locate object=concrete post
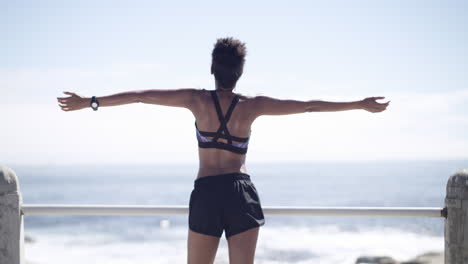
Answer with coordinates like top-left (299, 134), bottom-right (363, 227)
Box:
top-left (0, 166), bottom-right (24, 264)
top-left (445, 168), bottom-right (468, 264)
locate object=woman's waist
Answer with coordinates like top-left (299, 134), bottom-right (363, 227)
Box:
top-left (197, 165), bottom-right (247, 179)
top-left (194, 171), bottom-right (251, 189)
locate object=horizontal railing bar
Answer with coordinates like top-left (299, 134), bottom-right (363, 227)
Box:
top-left (21, 204), bottom-right (444, 218)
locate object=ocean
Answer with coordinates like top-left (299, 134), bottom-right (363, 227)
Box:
top-left (13, 160), bottom-right (466, 264)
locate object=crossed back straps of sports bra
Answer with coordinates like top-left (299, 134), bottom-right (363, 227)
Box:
top-left (195, 90), bottom-right (250, 154)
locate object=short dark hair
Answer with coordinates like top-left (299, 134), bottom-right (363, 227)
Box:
top-left (211, 37), bottom-right (247, 90)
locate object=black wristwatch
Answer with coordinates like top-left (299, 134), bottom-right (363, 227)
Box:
top-left (90, 96), bottom-right (99, 111)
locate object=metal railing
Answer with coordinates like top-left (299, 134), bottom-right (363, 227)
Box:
top-left (21, 204), bottom-right (445, 218)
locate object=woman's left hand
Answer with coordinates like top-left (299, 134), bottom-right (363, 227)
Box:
top-left (57, 92), bottom-right (89, 111)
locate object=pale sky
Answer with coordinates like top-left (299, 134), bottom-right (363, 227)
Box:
top-left (1, 0), bottom-right (467, 165)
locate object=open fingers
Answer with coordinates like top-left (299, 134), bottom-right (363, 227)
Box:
top-left (60, 105), bottom-right (74, 111)
top-left (375, 99), bottom-right (390, 106)
top-left (63, 91), bottom-right (76, 96)
top-left (57, 92), bottom-right (76, 100)
top-left (372, 103), bottom-right (389, 112)
top-left (58, 100), bottom-right (73, 111)
top-left (57, 92), bottom-right (78, 111)
top-left (59, 106), bottom-right (69, 111)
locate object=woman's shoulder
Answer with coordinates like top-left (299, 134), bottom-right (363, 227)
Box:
top-left (236, 92), bottom-right (265, 105)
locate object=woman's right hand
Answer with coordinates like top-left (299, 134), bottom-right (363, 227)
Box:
top-left (360, 97), bottom-right (390, 113)
top-left (57, 92), bottom-right (89, 112)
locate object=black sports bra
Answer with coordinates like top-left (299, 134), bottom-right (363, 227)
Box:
top-left (195, 90), bottom-right (250, 154)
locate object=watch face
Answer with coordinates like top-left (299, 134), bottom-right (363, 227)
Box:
top-left (92, 102), bottom-right (98, 108)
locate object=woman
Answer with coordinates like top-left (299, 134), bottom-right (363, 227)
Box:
top-left (57, 37), bottom-right (389, 264)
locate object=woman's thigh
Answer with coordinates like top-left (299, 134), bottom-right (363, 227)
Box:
top-left (227, 227), bottom-right (260, 264)
top-left (187, 229), bottom-right (221, 264)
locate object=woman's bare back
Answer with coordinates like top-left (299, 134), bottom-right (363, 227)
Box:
top-left (191, 89), bottom-right (256, 179)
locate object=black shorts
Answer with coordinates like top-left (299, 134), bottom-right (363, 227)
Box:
top-left (188, 172), bottom-right (265, 239)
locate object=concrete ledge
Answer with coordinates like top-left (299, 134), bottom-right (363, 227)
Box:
top-left (0, 165), bottom-right (24, 264)
top-left (445, 168), bottom-right (468, 264)
top-left (0, 166), bottom-right (19, 195)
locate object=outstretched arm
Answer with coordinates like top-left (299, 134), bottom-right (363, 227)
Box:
top-left (57, 89), bottom-right (198, 111)
top-left (252, 95), bottom-right (390, 117)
